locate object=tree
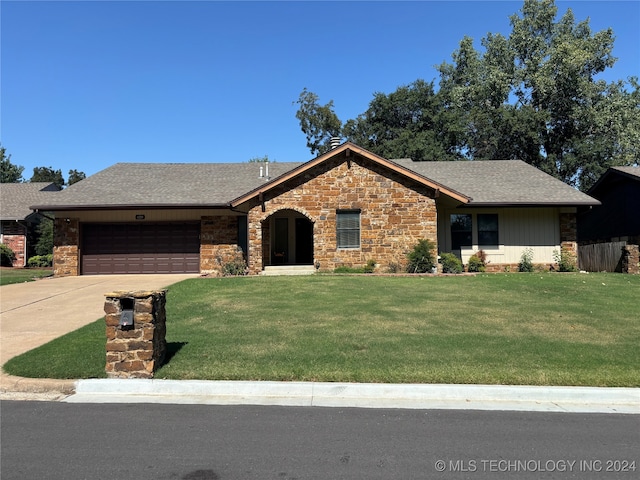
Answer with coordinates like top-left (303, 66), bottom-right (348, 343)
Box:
top-left (30, 166), bottom-right (65, 188)
top-left (438, 0), bottom-right (638, 190)
top-left (35, 217), bottom-right (54, 256)
top-left (67, 169), bottom-right (86, 186)
top-left (343, 79), bottom-right (463, 161)
top-left (0, 145), bottom-right (24, 183)
top-left (294, 88), bottom-right (342, 156)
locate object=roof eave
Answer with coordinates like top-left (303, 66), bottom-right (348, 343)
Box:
top-left (459, 200), bottom-right (602, 208)
top-left (30, 203), bottom-right (232, 212)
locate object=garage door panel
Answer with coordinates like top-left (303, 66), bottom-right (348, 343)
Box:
top-left (82, 223), bottom-right (200, 275)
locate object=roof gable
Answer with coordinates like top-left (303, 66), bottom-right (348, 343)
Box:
top-left (230, 142), bottom-right (471, 207)
top-left (588, 166), bottom-right (640, 196)
top-left (0, 182), bottom-right (60, 220)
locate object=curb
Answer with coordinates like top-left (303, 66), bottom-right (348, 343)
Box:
top-left (0, 374), bottom-right (76, 400)
top-left (64, 379), bottom-right (640, 413)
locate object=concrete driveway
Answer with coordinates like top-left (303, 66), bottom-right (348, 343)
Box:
top-left (0, 274), bottom-right (197, 393)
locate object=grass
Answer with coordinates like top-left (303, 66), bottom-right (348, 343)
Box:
top-left (3, 273), bottom-right (639, 386)
top-left (0, 268), bottom-right (53, 286)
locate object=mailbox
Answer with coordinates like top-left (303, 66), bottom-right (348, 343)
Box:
top-left (119, 298), bottom-right (135, 328)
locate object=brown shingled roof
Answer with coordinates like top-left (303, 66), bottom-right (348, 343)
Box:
top-left (0, 182), bottom-right (60, 220)
top-left (29, 144), bottom-right (600, 211)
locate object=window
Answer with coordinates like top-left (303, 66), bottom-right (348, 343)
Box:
top-left (336, 210), bottom-right (360, 248)
top-left (450, 214), bottom-right (472, 250)
top-left (478, 214), bottom-right (499, 246)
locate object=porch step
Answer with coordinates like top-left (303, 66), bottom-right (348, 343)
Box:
top-left (261, 265), bottom-right (316, 276)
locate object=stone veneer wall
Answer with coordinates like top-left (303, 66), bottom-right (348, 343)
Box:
top-left (104, 290), bottom-right (167, 378)
top-left (200, 215), bottom-right (243, 276)
top-left (622, 244), bottom-right (639, 274)
top-left (246, 153), bottom-right (437, 274)
top-left (559, 212), bottom-right (578, 268)
top-left (53, 218), bottom-right (79, 276)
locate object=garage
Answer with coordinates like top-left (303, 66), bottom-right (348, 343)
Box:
top-left (81, 223), bottom-right (200, 275)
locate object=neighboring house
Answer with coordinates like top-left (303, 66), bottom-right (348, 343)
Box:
top-left (578, 166), bottom-right (640, 245)
top-left (0, 182), bottom-right (60, 267)
top-left (29, 143), bottom-right (599, 276)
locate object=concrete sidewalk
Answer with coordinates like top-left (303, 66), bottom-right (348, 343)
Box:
top-left (0, 273), bottom-right (197, 398)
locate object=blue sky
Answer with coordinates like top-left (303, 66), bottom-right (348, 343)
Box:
top-left (2, 1), bottom-right (639, 181)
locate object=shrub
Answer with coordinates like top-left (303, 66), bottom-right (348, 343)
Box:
top-left (467, 250), bottom-right (487, 273)
top-left (440, 252), bottom-right (463, 274)
top-left (406, 239), bottom-right (436, 273)
top-left (222, 257), bottom-right (248, 276)
top-left (387, 262), bottom-right (402, 274)
top-left (518, 248), bottom-right (534, 272)
top-left (553, 249), bottom-right (578, 272)
top-left (35, 218), bottom-right (54, 256)
top-left (27, 254), bottom-right (53, 268)
top-left (363, 259), bottom-right (377, 274)
top-left (1, 244), bottom-right (16, 267)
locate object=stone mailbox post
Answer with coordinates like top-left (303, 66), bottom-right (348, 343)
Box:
top-left (104, 290), bottom-right (167, 379)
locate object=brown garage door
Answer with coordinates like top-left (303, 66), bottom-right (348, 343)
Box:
top-left (81, 223), bottom-right (200, 275)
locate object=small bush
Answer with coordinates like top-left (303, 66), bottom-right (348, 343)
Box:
top-left (27, 254), bottom-right (53, 268)
top-left (1, 244), bottom-right (16, 266)
top-left (553, 249), bottom-right (578, 272)
top-left (518, 248), bottom-right (534, 272)
top-left (467, 250), bottom-right (487, 273)
top-left (387, 262), bottom-right (402, 273)
top-left (222, 257), bottom-right (248, 276)
top-left (406, 239), bottom-right (436, 273)
top-left (363, 259), bottom-right (377, 274)
top-left (440, 252), bottom-right (463, 274)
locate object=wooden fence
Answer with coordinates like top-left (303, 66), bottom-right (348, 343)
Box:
top-left (578, 241), bottom-right (627, 272)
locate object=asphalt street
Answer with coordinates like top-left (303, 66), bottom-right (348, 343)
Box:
top-left (1, 401), bottom-right (638, 480)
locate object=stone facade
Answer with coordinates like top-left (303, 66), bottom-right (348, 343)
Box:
top-left (200, 215), bottom-right (244, 276)
top-left (246, 152), bottom-right (438, 274)
top-left (104, 290), bottom-right (167, 378)
top-left (559, 212), bottom-right (578, 270)
top-left (621, 244), bottom-right (639, 274)
top-left (53, 218), bottom-right (79, 276)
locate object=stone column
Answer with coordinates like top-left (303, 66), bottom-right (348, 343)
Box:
top-left (104, 290), bottom-right (167, 379)
top-left (621, 245), bottom-right (639, 275)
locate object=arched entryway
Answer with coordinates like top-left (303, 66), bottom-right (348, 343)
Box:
top-left (262, 209), bottom-right (314, 266)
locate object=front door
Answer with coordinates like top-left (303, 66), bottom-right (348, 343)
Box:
top-left (273, 217), bottom-right (289, 264)
top-left (295, 218), bottom-right (313, 264)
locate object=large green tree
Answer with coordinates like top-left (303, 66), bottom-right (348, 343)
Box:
top-left (438, 0), bottom-right (638, 190)
top-left (30, 166), bottom-right (65, 188)
top-left (0, 145), bottom-right (24, 183)
top-left (294, 88), bottom-right (342, 156)
top-left (295, 0), bottom-right (639, 191)
top-left (343, 79), bottom-right (463, 161)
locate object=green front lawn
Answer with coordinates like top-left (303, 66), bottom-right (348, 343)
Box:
top-left (0, 268), bottom-right (53, 286)
top-left (4, 273), bottom-right (639, 386)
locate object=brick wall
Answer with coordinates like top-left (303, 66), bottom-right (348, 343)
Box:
top-left (1, 222), bottom-right (27, 267)
top-left (246, 152), bottom-right (437, 274)
top-left (559, 212), bottom-right (578, 269)
top-left (53, 218), bottom-right (79, 276)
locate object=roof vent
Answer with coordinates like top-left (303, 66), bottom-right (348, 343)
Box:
top-left (330, 137), bottom-right (341, 149)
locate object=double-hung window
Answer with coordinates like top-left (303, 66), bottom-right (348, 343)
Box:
top-left (336, 210), bottom-right (360, 249)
